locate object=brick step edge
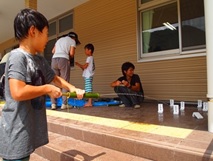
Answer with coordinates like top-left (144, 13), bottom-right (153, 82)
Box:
top-left (47, 119), bottom-right (213, 161)
top-left (34, 131), bottom-right (151, 161)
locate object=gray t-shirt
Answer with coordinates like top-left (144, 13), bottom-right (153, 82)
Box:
top-left (0, 48), bottom-right (55, 159)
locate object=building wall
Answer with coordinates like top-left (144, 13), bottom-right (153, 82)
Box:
top-left (72, 0), bottom-right (207, 102)
top-left (0, 38), bottom-right (18, 58)
top-left (0, 0), bottom-right (207, 102)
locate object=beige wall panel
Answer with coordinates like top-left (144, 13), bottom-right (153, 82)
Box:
top-left (140, 56), bottom-right (207, 101)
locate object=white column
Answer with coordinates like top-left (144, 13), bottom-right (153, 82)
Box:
top-left (204, 0), bottom-right (213, 132)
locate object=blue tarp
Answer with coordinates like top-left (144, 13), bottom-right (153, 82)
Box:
top-left (45, 97), bottom-right (120, 108)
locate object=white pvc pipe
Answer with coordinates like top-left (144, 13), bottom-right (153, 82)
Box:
top-left (204, 0), bottom-right (213, 132)
top-left (208, 102), bottom-right (213, 132)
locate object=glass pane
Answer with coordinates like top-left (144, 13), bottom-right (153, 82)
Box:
top-left (142, 2), bottom-right (179, 53)
top-left (44, 39), bottom-right (56, 65)
top-left (49, 22), bottom-right (56, 37)
top-left (180, 0), bottom-right (205, 51)
top-left (59, 14), bottom-right (73, 33)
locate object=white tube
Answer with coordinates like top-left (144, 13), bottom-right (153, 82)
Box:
top-left (204, 0), bottom-right (213, 132)
top-left (208, 102), bottom-right (213, 132)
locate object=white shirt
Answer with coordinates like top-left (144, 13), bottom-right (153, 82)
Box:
top-left (82, 56), bottom-right (95, 78)
top-left (52, 36), bottom-right (76, 60)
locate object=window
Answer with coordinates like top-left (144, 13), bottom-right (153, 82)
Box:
top-left (180, 0), bottom-right (205, 51)
top-left (48, 22), bottom-right (56, 37)
top-left (59, 14), bottom-right (73, 33)
top-left (138, 0), bottom-right (205, 61)
top-left (142, 3), bottom-right (178, 54)
top-left (44, 12), bottom-right (75, 67)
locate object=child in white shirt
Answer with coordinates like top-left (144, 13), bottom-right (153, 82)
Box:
top-left (75, 43), bottom-right (95, 107)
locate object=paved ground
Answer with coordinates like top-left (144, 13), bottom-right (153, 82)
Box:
top-left (2, 97), bottom-right (208, 131)
top-left (41, 100), bottom-right (213, 161)
top-left (48, 99), bottom-right (208, 131)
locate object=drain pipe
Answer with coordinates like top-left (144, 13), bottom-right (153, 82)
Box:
top-left (204, 0), bottom-right (213, 132)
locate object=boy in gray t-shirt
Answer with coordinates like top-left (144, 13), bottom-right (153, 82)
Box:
top-left (0, 9), bottom-right (85, 161)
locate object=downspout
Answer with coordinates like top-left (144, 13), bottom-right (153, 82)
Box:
top-left (204, 0), bottom-right (213, 132)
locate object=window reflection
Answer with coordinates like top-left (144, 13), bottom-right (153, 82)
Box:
top-left (142, 3), bottom-right (179, 53)
top-left (180, 0), bottom-right (205, 51)
top-left (140, 0), bottom-right (205, 55)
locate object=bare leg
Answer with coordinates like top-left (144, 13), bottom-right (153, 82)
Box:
top-left (84, 98), bottom-right (93, 107)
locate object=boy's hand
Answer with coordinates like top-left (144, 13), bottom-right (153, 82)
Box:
top-left (121, 80), bottom-right (130, 87)
top-left (115, 80), bottom-right (122, 86)
top-left (75, 88), bottom-right (85, 99)
top-left (47, 85), bottom-right (62, 98)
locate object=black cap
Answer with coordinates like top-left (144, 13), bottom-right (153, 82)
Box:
top-left (68, 32), bottom-right (81, 45)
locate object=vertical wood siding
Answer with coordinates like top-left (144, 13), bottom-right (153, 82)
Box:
top-left (71, 0), bottom-right (207, 102)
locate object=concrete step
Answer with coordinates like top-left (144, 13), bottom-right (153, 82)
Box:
top-left (35, 109), bottom-right (213, 161)
top-left (33, 131), bottom-right (151, 161)
top-left (30, 153), bottom-right (50, 161)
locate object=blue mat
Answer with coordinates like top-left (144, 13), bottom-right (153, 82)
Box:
top-left (45, 97), bottom-right (120, 107)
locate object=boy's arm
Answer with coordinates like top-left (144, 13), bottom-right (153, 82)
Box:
top-left (9, 78), bottom-right (62, 101)
top-left (131, 75), bottom-right (142, 92)
top-left (52, 75), bottom-right (76, 92)
top-left (130, 82), bottom-right (141, 92)
top-left (110, 80), bottom-right (122, 87)
top-left (75, 62), bottom-right (89, 70)
top-left (52, 45), bottom-right (56, 54)
top-left (69, 46), bottom-right (75, 58)
top-left (52, 75), bottom-right (85, 99)
top-left (9, 76), bottom-right (84, 101)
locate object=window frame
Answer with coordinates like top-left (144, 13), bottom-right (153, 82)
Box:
top-left (137, 0), bottom-right (206, 62)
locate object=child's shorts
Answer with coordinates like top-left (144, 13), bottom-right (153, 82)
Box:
top-left (84, 77), bottom-right (93, 93)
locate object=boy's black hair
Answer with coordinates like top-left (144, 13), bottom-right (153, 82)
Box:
top-left (121, 62), bottom-right (135, 76)
top-left (14, 8), bottom-right (49, 41)
top-left (84, 43), bottom-right (94, 53)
